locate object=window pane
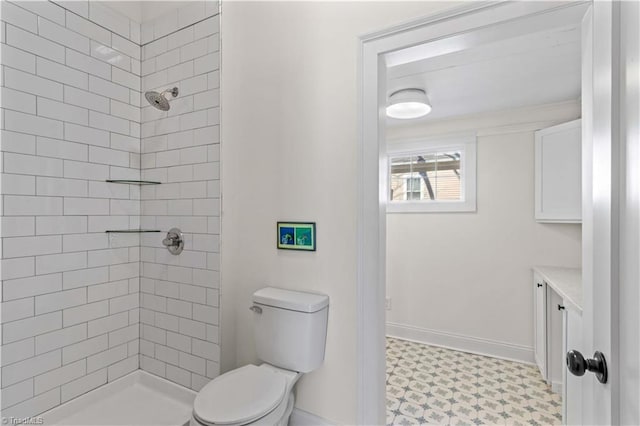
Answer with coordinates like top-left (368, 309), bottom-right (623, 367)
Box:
top-left (406, 177), bottom-right (421, 200)
top-left (390, 156), bottom-right (411, 201)
top-left (435, 151), bottom-right (461, 200)
top-left (413, 153), bottom-right (437, 201)
top-left (389, 150), bottom-right (463, 202)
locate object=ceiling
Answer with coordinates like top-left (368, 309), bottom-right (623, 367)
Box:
top-left (385, 6), bottom-right (585, 125)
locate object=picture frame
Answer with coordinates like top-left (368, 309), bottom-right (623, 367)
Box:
top-left (277, 222), bottom-right (316, 251)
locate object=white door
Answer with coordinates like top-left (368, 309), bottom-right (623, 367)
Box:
top-left (577, 2), bottom-right (640, 424)
top-left (563, 307), bottom-right (583, 425)
top-left (578, 4), bottom-right (613, 424)
top-left (618, 1), bottom-right (640, 424)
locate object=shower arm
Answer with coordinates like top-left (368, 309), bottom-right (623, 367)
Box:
top-left (161, 87), bottom-right (179, 98)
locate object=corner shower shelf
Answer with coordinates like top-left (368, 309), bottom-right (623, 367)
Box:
top-left (105, 180), bottom-right (161, 185)
top-left (104, 182), bottom-right (162, 233)
top-left (105, 229), bottom-right (162, 233)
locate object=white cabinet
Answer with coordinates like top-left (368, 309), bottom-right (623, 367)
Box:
top-left (546, 288), bottom-right (564, 392)
top-left (563, 307), bottom-right (583, 425)
top-left (533, 274), bottom-right (566, 392)
top-left (533, 272), bottom-right (547, 379)
top-left (532, 268), bottom-right (584, 426)
top-left (535, 119), bottom-right (582, 223)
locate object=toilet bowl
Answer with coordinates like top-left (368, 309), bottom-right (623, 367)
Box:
top-left (189, 287), bottom-right (329, 426)
top-left (189, 364), bottom-right (301, 426)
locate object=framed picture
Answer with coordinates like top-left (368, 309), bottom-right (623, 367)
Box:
top-left (277, 222), bottom-right (316, 251)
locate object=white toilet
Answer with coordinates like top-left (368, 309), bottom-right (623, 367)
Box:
top-left (190, 287), bottom-right (329, 426)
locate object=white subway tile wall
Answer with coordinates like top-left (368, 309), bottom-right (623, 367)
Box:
top-left (1, 0), bottom-right (219, 418)
top-left (0, 0), bottom-right (156, 418)
top-left (139, 6), bottom-right (220, 392)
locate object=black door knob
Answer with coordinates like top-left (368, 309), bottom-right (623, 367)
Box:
top-left (537, 283), bottom-right (543, 288)
top-left (566, 350), bottom-right (608, 383)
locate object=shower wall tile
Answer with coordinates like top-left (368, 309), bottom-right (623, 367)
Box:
top-left (37, 17), bottom-right (91, 54)
top-left (1, 1), bottom-right (39, 33)
top-left (1, 87), bottom-right (36, 114)
top-left (5, 24), bottom-right (65, 63)
top-left (36, 137), bottom-right (90, 161)
top-left (1, 0), bottom-right (219, 415)
top-left (4, 67), bottom-right (62, 100)
top-left (139, 2), bottom-right (220, 392)
top-left (65, 11), bottom-right (111, 46)
top-left (16, 1), bottom-right (66, 27)
top-left (1, 1), bottom-right (141, 418)
top-left (60, 368), bottom-right (106, 403)
top-left (36, 57), bottom-right (89, 90)
top-left (87, 3), bottom-right (130, 41)
top-left (66, 49), bottom-right (111, 80)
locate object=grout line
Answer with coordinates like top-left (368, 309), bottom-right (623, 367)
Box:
top-left (3, 63), bottom-right (222, 132)
top-left (2, 64), bottom-right (141, 109)
top-left (3, 20), bottom-right (139, 74)
top-left (1, 3), bottom-right (223, 406)
top-left (9, 0), bottom-right (138, 49)
top-left (140, 13), bottom-right (220, 48)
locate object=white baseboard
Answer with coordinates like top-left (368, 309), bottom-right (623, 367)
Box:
top-left (290, 408), bottom-right (336, 426)
top-left (386, 322), bottom-right (535, 365)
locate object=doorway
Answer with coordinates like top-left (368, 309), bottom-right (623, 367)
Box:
top-left (382, 6), bottom-right (584, 425)
top-left (355, 2), bottom-right (626, 425)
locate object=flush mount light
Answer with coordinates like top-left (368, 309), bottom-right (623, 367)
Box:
top-left (386, 88), bottom-right (432, 119)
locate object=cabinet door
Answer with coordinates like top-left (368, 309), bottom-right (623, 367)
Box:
top-left (563, 307), bottom-right (583, 425)
top-left (546, 288), bottom-right (564, 392)
top-left (533, 272), bottom-right (547, 379)
top-left (535, 119), bottom-right (582, 223)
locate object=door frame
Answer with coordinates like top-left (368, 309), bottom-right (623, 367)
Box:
top-left (356, 2), bottom-right (610, 424)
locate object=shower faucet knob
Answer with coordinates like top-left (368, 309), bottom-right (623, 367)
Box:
top-left (162, 228), bottom-right (184, 255)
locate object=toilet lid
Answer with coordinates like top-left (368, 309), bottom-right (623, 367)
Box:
top-left (193, 365), bottom-right (287, 425)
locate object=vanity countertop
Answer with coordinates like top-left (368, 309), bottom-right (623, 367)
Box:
top-left (533, 266), bottom-right (582, 313)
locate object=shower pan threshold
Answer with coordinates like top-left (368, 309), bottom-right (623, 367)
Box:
top-left (41, 370), bottom-right (196, 426)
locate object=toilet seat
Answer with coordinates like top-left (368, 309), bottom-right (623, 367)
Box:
top-left (193, 364), bottom-right (288, 426)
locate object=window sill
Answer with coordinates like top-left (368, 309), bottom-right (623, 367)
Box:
top-left (386, 200), bottom-right (476, 213)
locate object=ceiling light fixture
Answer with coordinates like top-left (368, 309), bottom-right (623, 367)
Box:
top-left (386, 88), bottom-right (432, 119)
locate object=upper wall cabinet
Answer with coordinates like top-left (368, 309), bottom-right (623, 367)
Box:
top-left (535, 119), bottom-right (582, 223)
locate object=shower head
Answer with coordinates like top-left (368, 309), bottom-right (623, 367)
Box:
top-left (145, 87), bottom-right (179, 111)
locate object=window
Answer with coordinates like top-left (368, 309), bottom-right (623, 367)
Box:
top-left (386, 135), bottom-right (477, 212)
top-left (405, 177), bottom-right (421, 200)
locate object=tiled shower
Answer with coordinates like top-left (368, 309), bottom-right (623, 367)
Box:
top-left (0, 0), bottom-right (220, 418)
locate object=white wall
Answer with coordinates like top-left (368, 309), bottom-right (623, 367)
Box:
top-left (1, 0), bottom-right (142, 417)
top-left (385, 101), bottom-right (583, 361)
top-left (220, 2), bottom-right (459, 424)
top-left (138, 3), bottom-right (221, 392)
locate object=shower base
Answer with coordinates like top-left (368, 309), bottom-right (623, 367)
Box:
top-left (41, 370), bottom-right (196, 426)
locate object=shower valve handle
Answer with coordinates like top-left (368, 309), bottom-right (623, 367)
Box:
top-left (162, 228), bottom-right (184, 255)
top-left (162, 235), bottom-right (178, 246)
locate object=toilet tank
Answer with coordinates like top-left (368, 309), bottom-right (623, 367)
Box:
top-left (252, 287), bottom-right (329, 373)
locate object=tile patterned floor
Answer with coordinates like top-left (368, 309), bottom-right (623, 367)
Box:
top-left (386, 337), bottom-right (562, 426)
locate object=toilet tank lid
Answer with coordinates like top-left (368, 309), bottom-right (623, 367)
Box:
top-left (253, 287), bottom-right (329, 313)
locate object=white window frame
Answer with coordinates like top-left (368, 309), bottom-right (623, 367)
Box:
top-left (386, 134), bottom-right (477, 213)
